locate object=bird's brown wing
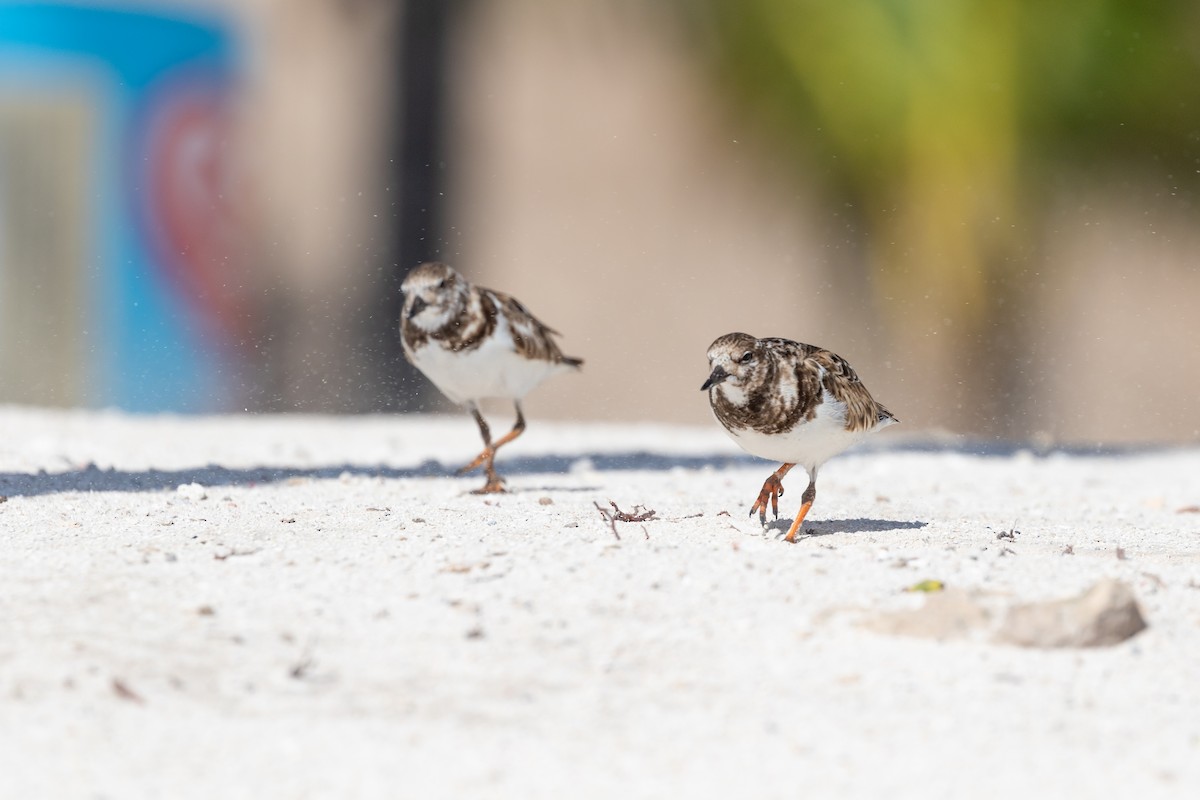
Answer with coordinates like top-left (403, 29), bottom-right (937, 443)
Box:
top-left (808, 348), bottom-right (895, 433)
top-left (488, 289), bottom-right (583, 367)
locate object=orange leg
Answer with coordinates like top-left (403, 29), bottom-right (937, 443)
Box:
top-left (459, 403), bottom-right (527, 493)
top-left (783, 477), bottom-right (818, 543)
top-left (750, 463), bottom-right (795, 526)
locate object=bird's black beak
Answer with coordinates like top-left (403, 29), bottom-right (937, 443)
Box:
top-left (701, 365), bottom-right (729, 391)
top-left (408, 295), bottom-right (428, 318)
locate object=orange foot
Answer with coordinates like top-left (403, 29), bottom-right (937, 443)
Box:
top-left (783, 500), bottom-right (813, 543)
top-left (459, 448), bottom-right (508, 494)
top-left (749, 474), bottom-right (783, 525)
top-left (471, 475), bottom-right (508, 494)
top-left (749, 464), bottom-right (794, 526)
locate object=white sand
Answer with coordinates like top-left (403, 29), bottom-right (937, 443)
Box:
top-left (1, 407), bottom-right (1198, 799)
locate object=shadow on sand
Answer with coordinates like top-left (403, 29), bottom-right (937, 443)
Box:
top-left (0, 452), bottom-right (755, 499)
top-left (760, 516), bottom-right (929, 540)
top-left (0, 435), bottom-right (1160, 500)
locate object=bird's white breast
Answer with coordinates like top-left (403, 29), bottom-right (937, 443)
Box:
top-left (714, 390), bottom-right (869, 471)
top-left (406, 316), bottom-right (566, 405)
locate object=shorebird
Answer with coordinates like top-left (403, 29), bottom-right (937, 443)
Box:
top-left (401, 261), bottom-right (583, 492)
top-left (702, 332), bottom-right (896, 541)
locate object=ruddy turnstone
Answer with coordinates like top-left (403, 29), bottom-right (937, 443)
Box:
top-left (400, 261), bottom-right (583, 493)
top-left (702, 333), bottom-right (896, 542)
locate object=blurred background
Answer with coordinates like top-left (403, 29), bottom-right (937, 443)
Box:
top-left (0, 0), bottom-right (1197, 443)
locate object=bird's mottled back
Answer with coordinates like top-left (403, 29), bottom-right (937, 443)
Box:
top-left (491, 291), bottom-right (583, 367)
top-left (704, 333), bottom-right (895, 436)
top-left (401, 261), bottom-right (581, 367)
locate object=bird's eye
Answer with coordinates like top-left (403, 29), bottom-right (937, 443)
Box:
top-left (436, 278), bottom-right (449, 290)
top-left (739, 351), bottom-right (754, 364)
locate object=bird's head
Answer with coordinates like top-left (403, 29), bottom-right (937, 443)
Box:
top-left (702, 332), bottom-right (765, 396)
top-left (401, 262), bottom-right (470, 331)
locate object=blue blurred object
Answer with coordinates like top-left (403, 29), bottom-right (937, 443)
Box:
top-left (0, 2), bottom-right (243, 411)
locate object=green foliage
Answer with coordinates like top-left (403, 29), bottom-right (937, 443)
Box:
top-left (1020, 1), bottom-right (1200, 174)
top-left (691, 0), bottom-right (1200, 193)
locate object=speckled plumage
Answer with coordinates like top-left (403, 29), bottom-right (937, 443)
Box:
top-left (400, 262), bottom-right (580, 372)
top-left (401, 262), bottom-right (582, 492)
top-left (702, 332), bottom-right (896, 542)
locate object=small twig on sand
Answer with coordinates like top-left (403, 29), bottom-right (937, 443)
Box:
top-left (214, 546), bottom-right (262, 561)
top-left (112, 678), bottom-right (145, 704)
top-left (609, 501), bottom-right (656, 523)
top-left (290, 656), bottom-right (315, 680)
top-left (594, 501), bottom-right (619, 540)
top-left (594, 500), bottom-right (657, 540)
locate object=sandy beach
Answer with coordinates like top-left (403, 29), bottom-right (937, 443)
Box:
top-left (1, 406), bottom-right (1198, 799)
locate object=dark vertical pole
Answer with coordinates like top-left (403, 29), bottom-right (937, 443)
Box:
top-left (370, 0), bottom-right (451, 411)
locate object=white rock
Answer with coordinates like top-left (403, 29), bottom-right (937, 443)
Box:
top-left (994, 579), bottom-right (1148, 648)
top-left (176, 482), bottom-right (208, 501)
